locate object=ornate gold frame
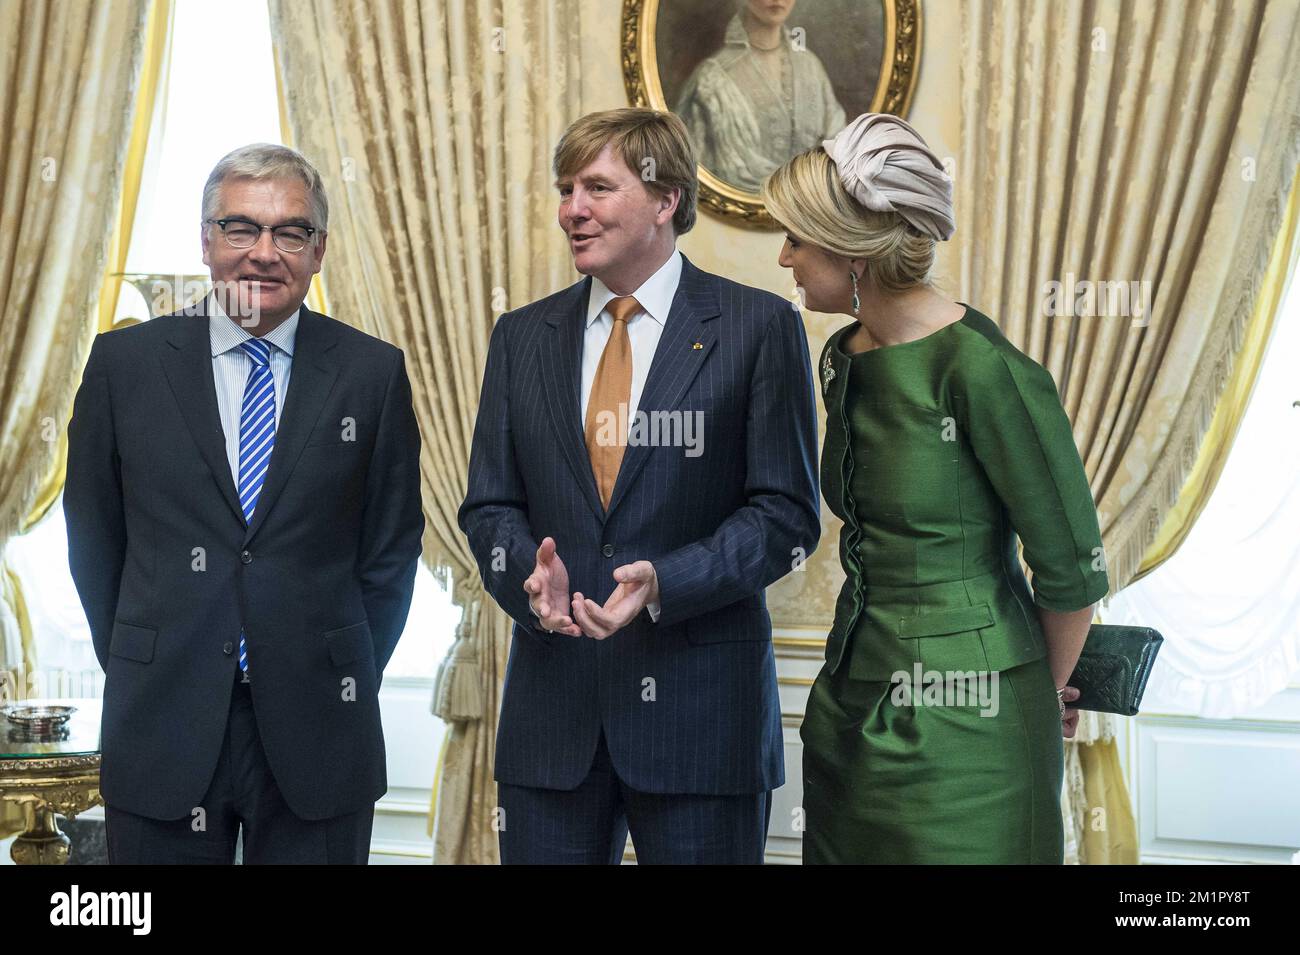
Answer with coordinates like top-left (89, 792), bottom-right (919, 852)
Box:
top-left (622, 0), bottom-right (923, 229)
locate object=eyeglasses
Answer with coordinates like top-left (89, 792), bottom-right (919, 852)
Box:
top-left (205, 217), bottom-right (319, 253)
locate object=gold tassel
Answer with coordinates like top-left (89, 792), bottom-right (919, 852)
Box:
top-left (432, 613), bottom-right (484, 723)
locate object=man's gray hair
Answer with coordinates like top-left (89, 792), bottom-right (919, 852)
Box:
top-left (201, 143), bottom-right (329, 234)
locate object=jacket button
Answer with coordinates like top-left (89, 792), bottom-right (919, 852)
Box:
top-left (222, 642), bottom-right (234, 655)
top-left (241, 550), bottom-right (252, 564)
top-left (601, 544), bottom-right (614, 558)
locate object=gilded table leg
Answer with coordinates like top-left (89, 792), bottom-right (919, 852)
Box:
top-left (11, 801), bottom-right (71, 865)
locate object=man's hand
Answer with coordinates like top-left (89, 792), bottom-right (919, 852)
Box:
top-left (1060, 685), bottom-right (1082, 739)
top-left (523, 537), bottom-right (582, 637)
top-left (571, 561), bottom-right (659, 640)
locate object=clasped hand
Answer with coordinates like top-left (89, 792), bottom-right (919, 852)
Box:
top-left (523, 536), bottom-right (659, 639)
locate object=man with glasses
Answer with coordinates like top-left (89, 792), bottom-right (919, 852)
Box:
top-left (64, 143), bottom-right (424, 863)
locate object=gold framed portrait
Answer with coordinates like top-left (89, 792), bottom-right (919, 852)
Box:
top-left (622, 0), bottom-right (923, 229)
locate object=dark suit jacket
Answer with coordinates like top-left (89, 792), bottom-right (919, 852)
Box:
top-left (64, 298), bottom-right (424, 821)
top-left (458, 254), bottom-right (820, 795)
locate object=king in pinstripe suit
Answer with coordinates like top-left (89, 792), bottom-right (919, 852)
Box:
top-left (459, 109), bottom-right (820, 864)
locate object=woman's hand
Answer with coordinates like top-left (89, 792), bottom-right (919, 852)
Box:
top-left (1059, 685), bottom-right (1082, 739)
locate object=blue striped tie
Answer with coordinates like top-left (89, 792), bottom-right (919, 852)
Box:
top-left (237, 338), bottom-right (276, 675)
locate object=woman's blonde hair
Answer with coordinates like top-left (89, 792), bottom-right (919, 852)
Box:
top-left (761, 147), bottom-right (938, 293)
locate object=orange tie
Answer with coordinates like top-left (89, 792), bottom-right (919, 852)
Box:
top-left (585, 295), bottom-right (639, 510)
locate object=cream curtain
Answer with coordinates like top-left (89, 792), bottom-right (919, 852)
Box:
top-left (957, 0), bottom-right (1300, 863)
top-left (7, 0), bottom-right (172, 592)
top-left (1101, 177), bottom-right (1299, 718)
top-left (269, 0), bottom-right (582, 864)
top-left (0, 0), bottom-right (153, 838)
top-left (1134, 166), bottom-right (1300, 583)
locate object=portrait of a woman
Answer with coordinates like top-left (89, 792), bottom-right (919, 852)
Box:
top-left (675, 0), bottom-right (846, 193)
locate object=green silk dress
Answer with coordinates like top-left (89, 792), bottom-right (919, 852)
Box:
top-left (801, 304), bottom-right (1110, 864)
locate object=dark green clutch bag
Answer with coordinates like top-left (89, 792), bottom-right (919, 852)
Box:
top-left (1065, 624), bottom-right (1164, 716)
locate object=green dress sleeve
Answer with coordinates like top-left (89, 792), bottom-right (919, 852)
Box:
top-left (955, 346), bottom-right (1111, 611)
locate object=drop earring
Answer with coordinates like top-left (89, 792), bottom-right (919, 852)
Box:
top-left (849, 270), bottom-right (860, 315)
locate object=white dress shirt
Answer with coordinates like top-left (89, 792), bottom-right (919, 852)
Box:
top-left (209, 296), bottom-right (300, 486)
top-left (580, 248), bottom-right (682, 425)
top-left (534, 249), bottom-right (683, 630)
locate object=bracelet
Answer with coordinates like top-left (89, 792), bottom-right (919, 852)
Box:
top-left (1056, 687), bottom-right (1066, 718)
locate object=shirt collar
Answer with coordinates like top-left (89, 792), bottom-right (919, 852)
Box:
top-left (209, 294), bottom-right (300, 358)
top-left (724, 13), bottom-right (790, 48)
top-left (585, 249), bottom-right (683, 329)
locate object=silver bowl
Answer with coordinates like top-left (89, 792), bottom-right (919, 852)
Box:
top-left (1, 703), bottom-right (77, 735)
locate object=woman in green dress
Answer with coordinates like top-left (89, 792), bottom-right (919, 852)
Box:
top-left (761, 114), bottom-right (1110, 864)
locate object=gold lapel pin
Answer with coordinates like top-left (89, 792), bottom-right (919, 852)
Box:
top-left (692, 342), bottom-right (703, 350)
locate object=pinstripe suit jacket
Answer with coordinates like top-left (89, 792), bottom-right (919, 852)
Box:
top-left (459, 254), bottom-right (820, 794)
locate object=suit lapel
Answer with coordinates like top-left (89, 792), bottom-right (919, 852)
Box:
top-left (540, 277), bottom-right (606, 523)
top-left (604, 255), bottom-right (719, 517)
top-left (243, 306), bottom-right (339, 544)
top-left (159, 297), bottom-right (245, 526)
